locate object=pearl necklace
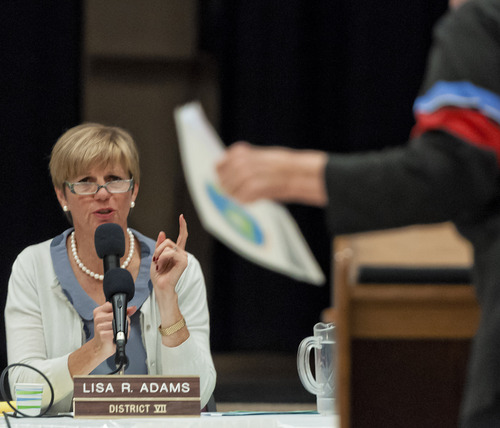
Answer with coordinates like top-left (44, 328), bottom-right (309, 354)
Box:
top-left (70, 228), bottom-right (135, 281)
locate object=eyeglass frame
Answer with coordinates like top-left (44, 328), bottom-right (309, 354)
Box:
top-left (64, 178), bottom-right (135, 195)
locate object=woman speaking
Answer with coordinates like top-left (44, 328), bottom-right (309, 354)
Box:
top-left (5, 123), bottom-right (216, 413)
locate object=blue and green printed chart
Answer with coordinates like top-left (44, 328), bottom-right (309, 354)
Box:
top-left (175, 102), bottom-right (325, 285)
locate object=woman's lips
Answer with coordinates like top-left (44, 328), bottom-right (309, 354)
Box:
top-left (94, 208), bottom-right (115, 219)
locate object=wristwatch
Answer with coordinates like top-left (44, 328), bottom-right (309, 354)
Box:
top-left (158, 317), bottom-right (186, 336)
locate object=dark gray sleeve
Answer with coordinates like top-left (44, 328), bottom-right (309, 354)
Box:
top-left (324, 0), bottom-right (500, 236)
top-left (324, 131), bottom-right (499, 235)
top-left (419, 0), bottom-right (500, 96)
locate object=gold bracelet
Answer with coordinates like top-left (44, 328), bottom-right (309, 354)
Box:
top-left (158, 317), bottom-right (186, 336)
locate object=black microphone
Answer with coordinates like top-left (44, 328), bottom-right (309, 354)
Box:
top-left (94, 223), bottom-right (125, 273)
top-left (103, 267), bottom-right (135, 370)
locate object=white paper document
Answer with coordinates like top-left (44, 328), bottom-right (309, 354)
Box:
top-left (174, 102), bottom-right (325, 285)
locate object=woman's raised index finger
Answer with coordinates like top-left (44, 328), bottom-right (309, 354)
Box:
top-left (176, 214), bottom-right (188, 250)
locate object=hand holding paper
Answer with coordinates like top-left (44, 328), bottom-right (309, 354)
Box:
top-left (174, 102), bottom-right (325, 285)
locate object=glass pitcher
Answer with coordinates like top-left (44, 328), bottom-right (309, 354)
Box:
top-left (297, 322), bottom-right (335, 415)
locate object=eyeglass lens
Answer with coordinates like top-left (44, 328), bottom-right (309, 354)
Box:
top-left (71, 180), bottom-right (132, 194)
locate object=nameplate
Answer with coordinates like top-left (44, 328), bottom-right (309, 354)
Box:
top-left (73, 375), bottom-right (200, 418)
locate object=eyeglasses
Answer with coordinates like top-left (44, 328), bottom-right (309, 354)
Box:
top-left (65, 178), bottom-right (134, 195)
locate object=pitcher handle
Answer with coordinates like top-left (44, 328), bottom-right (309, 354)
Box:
top-left (297, 336), bottom-right (322, 395)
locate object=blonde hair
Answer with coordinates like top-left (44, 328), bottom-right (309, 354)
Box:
top-left (49, 123), bottom-right (140, 190)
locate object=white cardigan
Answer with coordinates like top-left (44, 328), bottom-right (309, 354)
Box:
top-left (5, 236), bottom-right (216, 413)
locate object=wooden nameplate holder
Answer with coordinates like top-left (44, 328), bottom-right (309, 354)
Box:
top-left (73, 375), bottom-right (200, 418)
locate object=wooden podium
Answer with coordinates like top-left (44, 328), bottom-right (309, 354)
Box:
top-left (330, 222), bottom-right (480, 428)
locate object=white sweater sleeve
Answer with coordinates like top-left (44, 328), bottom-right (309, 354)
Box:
top-left (158, 255), bottom-right (216, 408)
top-left (5, 244), bottom-right (81, 413)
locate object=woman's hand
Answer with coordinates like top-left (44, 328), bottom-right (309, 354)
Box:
top-left (150, 214), bottom-right (190, 346)
top-left (68, 302), bottom-right (136, 377)
top-left (92, 303), bottom-right (137, 357)
top-left (150, 214), bottom-right (189, 297)
top-left (91, 302), bottom-right (116, 359)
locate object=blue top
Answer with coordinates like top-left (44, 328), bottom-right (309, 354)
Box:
top-left (50, 228), bottom-right (155, 374)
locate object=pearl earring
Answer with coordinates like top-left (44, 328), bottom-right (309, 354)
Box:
top-left (63, 205), bottom-right (69, 212)
top-left (131, 201), bottom-right (135, 208)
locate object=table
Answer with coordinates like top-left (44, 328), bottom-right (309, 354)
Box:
top-left (0, 413), bottom-right (337, 428)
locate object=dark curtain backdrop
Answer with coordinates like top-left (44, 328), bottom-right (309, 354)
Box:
top-left (0, 2), bottom-right (81, 370)
top-left (201, 0), bottom-right (449, 352)
top-left (0, 0), bottom-right (450, 367)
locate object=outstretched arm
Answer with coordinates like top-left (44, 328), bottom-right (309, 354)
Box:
top-left (216, 141), bottom-right (329, 206)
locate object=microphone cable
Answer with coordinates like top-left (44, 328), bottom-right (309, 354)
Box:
top-left (0, 357), bottom-right (128, 426)
top-left (108, 358), bottom-right (126, 375)
top-left (0, 363), bottom-right (71, 427)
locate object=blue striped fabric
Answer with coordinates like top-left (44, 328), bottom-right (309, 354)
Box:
top-left (413, 80), bottom-right (500, 124)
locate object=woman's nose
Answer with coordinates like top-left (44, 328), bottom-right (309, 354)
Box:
top-left (94, 184), bottom-right (111, 199)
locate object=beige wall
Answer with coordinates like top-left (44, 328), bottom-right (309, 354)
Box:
top-left (82, 0), bottom-right (218, 293)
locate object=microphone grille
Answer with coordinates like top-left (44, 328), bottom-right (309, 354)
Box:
top-left (103, 267), bottom-right (135, 302)
top-left (94, 223), bottom-right (125, 259)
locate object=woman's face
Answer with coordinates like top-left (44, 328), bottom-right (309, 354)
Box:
top-left (55, 163), bottom-right (139, 236)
